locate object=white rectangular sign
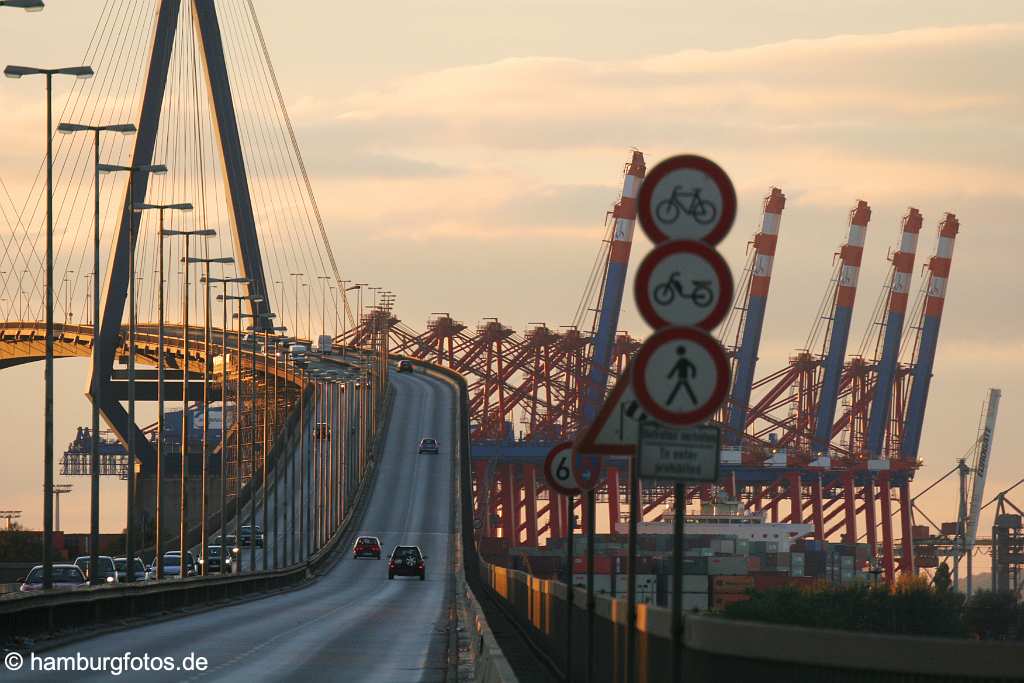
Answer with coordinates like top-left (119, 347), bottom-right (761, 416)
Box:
top-left (638, 423), bottom-right (721, 482)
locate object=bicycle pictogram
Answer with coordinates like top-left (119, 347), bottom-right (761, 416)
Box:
top-left (652, 272), bottom-right (713, 308)
top-left (655, 186), bottom-right (718, 226)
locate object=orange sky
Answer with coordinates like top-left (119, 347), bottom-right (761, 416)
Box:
top-left (0, 2), bottom-right (1020, 542)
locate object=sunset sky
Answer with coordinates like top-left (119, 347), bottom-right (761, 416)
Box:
top-left (0, 1), bottom-right (1021, 540)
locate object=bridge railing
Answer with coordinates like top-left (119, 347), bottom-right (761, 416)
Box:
top-left (412, 355), bottom-right (1024, 683)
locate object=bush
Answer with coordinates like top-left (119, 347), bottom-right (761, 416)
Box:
top-left (963, 590), bottom-right (1023, 640)
top-left (721, 579), bottom-right (967, 638)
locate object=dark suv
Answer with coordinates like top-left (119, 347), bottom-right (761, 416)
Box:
top-left (397, 360), bottom-right (414, 373)
top-left (388, 545), bottom-right (426, 580)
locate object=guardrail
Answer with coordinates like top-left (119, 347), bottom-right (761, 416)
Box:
top-left (0, 369), bottom-right (396, 648)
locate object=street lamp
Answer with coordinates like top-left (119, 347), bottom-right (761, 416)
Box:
top-left (107, 162), bottom-right (161, 574)
top-left (248, 321), bottom-right (285, 570)
top-left (0, 1), bottom-right (44, 11)
top-left (133, 203), bottom-right (193, 577)
top-left (57, 120), bottom-right (136, 586)
top-left (6, 61), bottom-right (94, 590)
top-left (186, 256), bottom-right (234, 575)
top-left (206, 276), bottom-right (249, 572)
top-left (288, 273), bottom-right (303, 342)
top-left (316, 275), bottom-right (330, 340)
top-left (219, 293), bottom-right (264, 572)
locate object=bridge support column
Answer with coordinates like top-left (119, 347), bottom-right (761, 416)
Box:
top-left (788, 472), bottom-right (803, 524)
top-left (811, 475), bottom-right (825, 540)
top-left (606, 467), bottom-right (621, 535)
top-left (523, 465), bottom-right (539, 547)
top-left (864, 476), bottom-right (877, 563)
top-left (879, 474), bottom-right (895, 583)
top-left (899, 483), bottom-right (915, 575)
top-left (500, 465), bottom-right (515, 542)
top-left (843, 474), bottom-right (857, 544)
top-left (549, 492), bottom-right (562, 540)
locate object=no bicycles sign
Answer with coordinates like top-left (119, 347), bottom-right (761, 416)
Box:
top-left (636, 155), bottom-right (736, 246)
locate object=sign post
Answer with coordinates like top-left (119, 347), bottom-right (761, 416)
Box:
top-left (628, 153), bottom-right (735, 683)
top-left (543, 442), bottom-right (580, 680)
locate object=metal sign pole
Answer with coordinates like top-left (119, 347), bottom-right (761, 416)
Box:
top-left (585, 488), bottom-right (595, 683)
top-left (672, 480), bottom-right (685, 681)
top-left (565, 493), bottom-right (574, 682)
top-left (626, 463), bottom-right (638, 683)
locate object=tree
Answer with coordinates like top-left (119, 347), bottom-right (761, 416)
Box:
top-left (963, 591), bottom-right (1022, 640)
top-left (933, 562), bottom-right (952, 592)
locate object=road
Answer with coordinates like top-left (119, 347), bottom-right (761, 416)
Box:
top-left (15, 370), bottom-right (456, 682)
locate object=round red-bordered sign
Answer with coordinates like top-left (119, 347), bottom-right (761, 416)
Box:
top-left (544, 442), bottom-right (581, 496)
top-left (637, 155), bottom-right (736, 246)
top-left (634, 239), bottom-right (734, 331)
top-left (632, 326), bottom-right (731, 425)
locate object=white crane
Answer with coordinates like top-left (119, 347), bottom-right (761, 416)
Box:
top-left (964, 388), bottom-right (1001, 595)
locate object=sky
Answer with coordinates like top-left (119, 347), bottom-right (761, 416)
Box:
top-left (0, 2), bottom-right (1021, 551)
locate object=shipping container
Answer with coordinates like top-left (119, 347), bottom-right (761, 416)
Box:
top-left (682, 574), bottom-right (709, 593)
top-left (710, 575), bottom-right (754, 594)
top-left (708, 556), bottom-right (749, 576)
top-left (712, 593), bottom-right (750, 610)
top-left (682, 593), bottom-right (709, 612)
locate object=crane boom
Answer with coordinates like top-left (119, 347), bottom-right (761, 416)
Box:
top-left (966, 388), bottom-right (1001, 548)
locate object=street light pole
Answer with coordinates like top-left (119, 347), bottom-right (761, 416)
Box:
top-left (95, 162), bottom-right (166, 579)
top-left (56, 120), bottom-right (136, 585)
top-left (135, 203), bottom-right (193, 578)
top-left (190, 261), bottom-right (234, 575)
top-left (6, 62), bottom-right (94, 589)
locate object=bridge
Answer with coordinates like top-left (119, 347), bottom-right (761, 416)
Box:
top-left (1, 2), bottom-right (1021, 683)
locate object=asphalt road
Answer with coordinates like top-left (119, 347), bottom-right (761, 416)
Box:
top-left (15, 370), bottom-right (456, 682)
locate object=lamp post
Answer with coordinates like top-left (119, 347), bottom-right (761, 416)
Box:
top-left (231, 304), bottom-right (272, 571)
top-left (184, 253), bottom-right (232, 575)
top-left (56, 120), bottom-right (136, 586)
top-left (316, 275), bottom-right (330, 340)
top-left (248, 321), bottom-right (285, 570)
top-left (208, 277), bottom-right (248, 572)
top-left (162, 227), bottom-right (214, 574)
top-left (6, 62), bottom-right (94, 589)
top-left (288, 273), bottom-right (303, 341)
top-left (303, 283), bottom-right (311, 341)
top-left (133, 203), bottom-right (193, 577)
top-left (96, 162), bottom-right (166, 581)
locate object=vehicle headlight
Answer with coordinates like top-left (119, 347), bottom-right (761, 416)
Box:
top-left (106, 576), bottom-right (114, 583)
top-left (232, 547), bottom-right (240, 554)
top-left (198, 558), bottom-right (204, 564)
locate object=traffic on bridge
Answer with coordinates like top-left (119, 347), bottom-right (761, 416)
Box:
top-left (0, 2), bottom-right (1020, 682)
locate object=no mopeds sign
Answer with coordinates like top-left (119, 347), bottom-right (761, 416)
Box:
top-left (636, 155), bottom-right (736, 246)
top-left (635, 239), bottom-right (734, 331)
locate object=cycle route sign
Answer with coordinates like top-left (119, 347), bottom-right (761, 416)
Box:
top-left (636, 155), bottom-right (736, 246)
top-left (544, 442), bottom-right (582, 496)
top-left (631, 325), bottom-right (731, 426)
top-left (634, 239), bottom-right (734, 330)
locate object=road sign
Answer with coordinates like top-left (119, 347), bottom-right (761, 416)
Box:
top-left (636, 155), bottom-right (736, 246)
top-left (544, 442), bottom-right (581, 496)
top-left (575, 365), bottom-right (656, 456)
top-left (638, 422), bottom-right (721, 482)
top-left (632, 326), bottom-right (730, 426)
top-left (573, 449), bottom-right (603, 491)
top-left (635, 239), bottom-right (734, 331)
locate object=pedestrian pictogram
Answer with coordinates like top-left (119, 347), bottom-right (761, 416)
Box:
top-left (637, 155), bottom-right (736, 246)
top-left (632, 326), bottom-right (730, 426)
top-left (635, 239), bottom-right (733, 330)
top-left (575, 365), bottom-right (657, 456)
top-left (544, 442), bottom-right (581, 496)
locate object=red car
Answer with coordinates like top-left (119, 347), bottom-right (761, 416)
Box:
top-left (353, 536), bottom-right (382, 559)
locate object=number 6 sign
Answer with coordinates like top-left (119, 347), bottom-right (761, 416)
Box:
top-left (544, 442), bottom-right (581, 496)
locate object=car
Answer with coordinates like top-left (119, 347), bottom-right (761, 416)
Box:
top-left (19, 564), bottom-right (87, 592)
top-left (418, 438), bottom-right (439, 455)
top-left (353, 536), bottom-right (382, 559)
top-left (240, 525), bottom-right (264, 548)
top-left (388, 545), bottom-right (427, 581)
top-left (397, 360), bottom-right (414, 373)
top-left (114, 557), bottom-right (150, 582)
top-left (73, 555), bottom-right (119, 584)
top-left (199, 545), bottom-right (232, 574)
top-left (160, 551), bottom-right (197, 578)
